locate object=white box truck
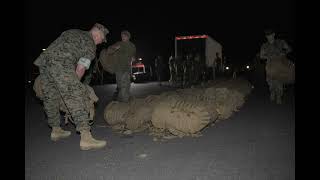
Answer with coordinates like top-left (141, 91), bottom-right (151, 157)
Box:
top-left (174, 35), bottom-right (223, 80)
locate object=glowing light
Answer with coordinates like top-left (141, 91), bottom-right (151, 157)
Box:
top-left (176, 35), bottom-right (208, 40)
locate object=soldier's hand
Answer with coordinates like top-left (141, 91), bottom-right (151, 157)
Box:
top-left (76, 64), bottom-right (86, 80)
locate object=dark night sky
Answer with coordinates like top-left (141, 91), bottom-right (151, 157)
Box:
top-left (25, 0), bottom-right (296, 74)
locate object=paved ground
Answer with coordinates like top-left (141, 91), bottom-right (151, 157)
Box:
top-left (25, 79), bottom-right (295, 180)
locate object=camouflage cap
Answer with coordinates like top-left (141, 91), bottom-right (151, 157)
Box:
top-left (93, 23), bottom-right (109, 42)
top-left (121, 30), bottom-right (131, 38)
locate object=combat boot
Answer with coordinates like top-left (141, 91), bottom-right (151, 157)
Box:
top-left (80, 130), bottom-right (106, 150)
top-left (51, 127), bottom-right (71, 141)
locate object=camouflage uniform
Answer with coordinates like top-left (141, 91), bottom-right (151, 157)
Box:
top-left (260, 39), bottom-right (291, 104)
top-left (199, 57), bottom-right (206, 83)
top-left (108, 40), bottom-right (136, 102)
top-left (182, 57), bottom-right (189, 88)
top-left (155, 56), bottom-right (164, 85)
top-left (34, 29), bottom-right (96, 132)
top-left (176, 56), bottom-right (184, 87)
top-left (168, 56), bottom-right (175, 83)
top-left (215, 55), bottom-right (222, 74)
top-left (82, 58), bottom-right (97, 85)
top-left (184, 54), bottom-right (194, 87)
top-left (193, 54), bottom-right (201, 83)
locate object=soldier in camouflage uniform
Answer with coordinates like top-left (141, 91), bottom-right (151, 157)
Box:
top-left (189, 54), bottom-right (195, 85)
top-left (155, 55), bottom-right (164, 86)
top-left (186, 53), bottom-right (195, 86)
top-left (215, 52), bottom-right (222, 74)
top-left (200, 55), bottom-right (207, 83)
top-left (33, 23), bottom-right (109, 150)
top-left (260, 29), bottom-right (292, 104)
top-left (107, 30), bottom-right (136, 102)
top-left (182, 55), bottom-right (189, 88)
top-left (183, 55), bottom-right (189, 86)
top-left (168, 55), bottom-right (175, 84)
top-left (176, 56), bottom-right (184, 87)
top-left (193, 53), bottom-right (201, 83)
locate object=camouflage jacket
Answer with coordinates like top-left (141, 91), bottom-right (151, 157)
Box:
top-left (107, 41), bottom-right (136, 73)
top-left (260, 39), bottom-right (291, 61)
top-left (34, 29), bottom-right (96, 70)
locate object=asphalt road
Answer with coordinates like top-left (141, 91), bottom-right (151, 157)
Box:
top-left (25, 80), bottom-right (295, 180)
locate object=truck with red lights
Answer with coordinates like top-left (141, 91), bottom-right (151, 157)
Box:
top-left (131, 59), bottom-right (151, 82)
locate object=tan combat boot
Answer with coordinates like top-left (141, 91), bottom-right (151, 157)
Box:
top-left (80, 130), bottom-right (106, 150)
top-left (51, 127), bottom-right (71, 141)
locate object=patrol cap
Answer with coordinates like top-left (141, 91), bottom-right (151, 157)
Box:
top-left (121, 30), bottom-right (131, 38)
top-left (93, 23), bottom-right (109, 42)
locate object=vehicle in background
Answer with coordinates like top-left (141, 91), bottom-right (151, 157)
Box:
top-left (175, 34), bottom-right (224, 80)
top-left (131, 60), bottom-right (151, 82)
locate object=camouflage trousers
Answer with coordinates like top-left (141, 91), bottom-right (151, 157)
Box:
top-left (115, 71), bottom-right (131, 102)
top-left (193, 66), bottom-right (200, 84)
top-left (182, 72), bottom-right (189, 88)
top-left (183, 67), bottom-right (191, 88)
top-left (169, 67), bottom-right (175, 83)
top-left (39, 66), bottom-right (91, 132)
top-left (156, 69), bottom-right (162, 85)
top-left (266, 76), bottom-right (284, 104)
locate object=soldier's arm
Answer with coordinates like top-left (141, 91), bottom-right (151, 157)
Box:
top-left (259, 45), bottom-right (268, 60)
top-left (76, 42), bottom-right (96, 79)
top-left (281, 40), bottom-right (292, 54)
top-left (76, 56), bottom-right (93, 79)
top-left (76, 64), bottom-right (86, 79)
